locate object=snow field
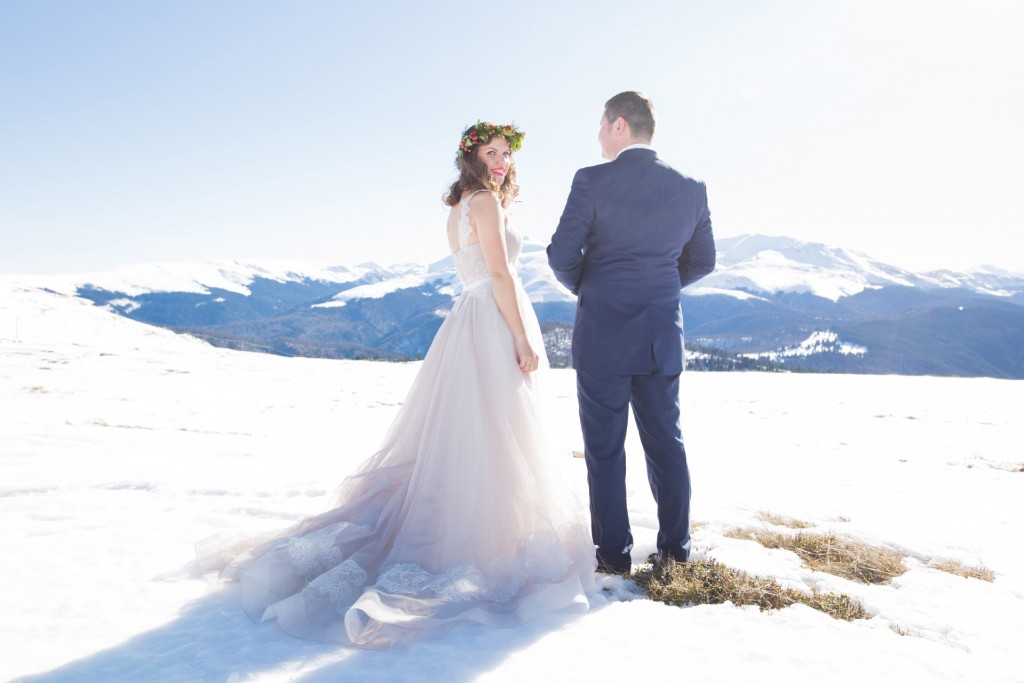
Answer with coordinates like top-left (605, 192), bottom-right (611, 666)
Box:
top-left (2, 280), bottom-right (1022, 682)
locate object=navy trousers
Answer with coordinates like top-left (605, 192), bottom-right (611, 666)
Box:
top-left (577, 369), bottom-right (692, 572)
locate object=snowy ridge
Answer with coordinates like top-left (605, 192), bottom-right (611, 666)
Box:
top-left (329, 234), bottom-right (1012, 305)
top-left (685, 287), bottom-right (771, 302)
top-left (0, 277), bottom-right (208, 351)
top-left (19, 241), bottom-right (575, 308)
top-left (694, 235), bottom-right (1024, 301)
top-left (700, 235), bottom-right (929, 301)
top-left (518, 242), bottom-right (575, 303)
top-left (23, 259), bottom-right (374, 298)
top-left (9, 234), bottom-right (1024, 376)
top-left (310, 240), bottom-right (573, 308)
top-left (16, 234), bottom-right (1023, 307)
top-left (920, 265), bottom-right (1024, 297)
top-left (744, 330), bottom-right (868, 362)
top-left (312, 263), bottom-right (450, 309)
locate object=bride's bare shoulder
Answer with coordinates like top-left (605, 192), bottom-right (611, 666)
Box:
top-left (467, 190), bottom-right (501, 213)
top-left (466, 188), bottom-right (498, 201)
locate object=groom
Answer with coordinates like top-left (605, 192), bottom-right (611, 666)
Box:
top-left (547, 91), bottom-right (716, 574)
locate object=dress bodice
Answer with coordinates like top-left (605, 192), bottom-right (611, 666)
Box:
top-left (448, 190), bottom-right (522, 290)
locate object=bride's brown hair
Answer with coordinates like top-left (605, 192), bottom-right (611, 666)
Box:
top-left (443, 122), bottom-right (522, 209)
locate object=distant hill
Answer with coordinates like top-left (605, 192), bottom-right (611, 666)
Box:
top-left (26, 235), bottom-right (1024, 378)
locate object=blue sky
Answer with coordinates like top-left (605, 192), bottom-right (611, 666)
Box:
top-left (2, 1), bottom-right (1022, 274)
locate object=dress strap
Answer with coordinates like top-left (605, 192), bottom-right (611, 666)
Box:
top-left (457, 189), bottom-right (492, 249)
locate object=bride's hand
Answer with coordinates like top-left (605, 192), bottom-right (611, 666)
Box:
top-left (515, 335), bottom-right (539, 373)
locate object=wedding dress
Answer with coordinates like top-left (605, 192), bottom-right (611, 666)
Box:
top-left (198, 190), bottom-right (595, 648)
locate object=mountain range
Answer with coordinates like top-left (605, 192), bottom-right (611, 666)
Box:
top-left (29, 235), bottom-right (1024, 378)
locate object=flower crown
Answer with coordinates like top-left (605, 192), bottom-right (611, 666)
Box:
top-left (455, 121), bottom-right (525, 168)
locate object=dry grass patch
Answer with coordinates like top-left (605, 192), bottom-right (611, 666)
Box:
top-left (726, 528), bottom-right (906, 584)
top-left (931, 560), bottom-right (995, 582)
top-left (755, 511), bottom-right (812, 529)
top-left (890, 623), bottom-right (916, 637)
top-left (633, 558), bottom-right (868, 621)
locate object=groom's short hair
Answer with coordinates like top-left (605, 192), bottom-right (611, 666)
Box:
top-left (604, 91), bottom-right (656, 141)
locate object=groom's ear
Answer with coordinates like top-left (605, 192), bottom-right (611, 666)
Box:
top-left (611, 116), bottom-right (629, 138)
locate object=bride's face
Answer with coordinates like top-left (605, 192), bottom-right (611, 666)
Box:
top-left (476, 137), bottom-right (513, 184)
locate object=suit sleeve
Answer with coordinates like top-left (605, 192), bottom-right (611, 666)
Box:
top-left (678, 183), bottom-right (716, 288)
top-left (547, 169), bottom-right (594, 296)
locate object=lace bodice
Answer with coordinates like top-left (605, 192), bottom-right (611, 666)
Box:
top-left (447, 190), bottom-right (522, 290)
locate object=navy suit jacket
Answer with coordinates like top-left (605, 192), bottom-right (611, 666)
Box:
top-left (547, 148), bottom-right (716, 374)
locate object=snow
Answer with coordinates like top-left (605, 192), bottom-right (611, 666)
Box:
top-left (704, 244), bottom-right (890, 301)
top-left (312, 269), bottom-right (444, 309)
top-left (19, 237), bottom-right (1023, 320)
top-left (686, 286), bottom-right (771, 302)
top-left (704, 235), bottom-right (1024, 301)
top-left (2, 278), bottom-right (1023, 682)
top-left (21, 259), bottom-right (371, 298)
top-left (517, 241), bottom-right (575, 303)
top-left (105, 298), bottom-right (142, 314)
top-left (746, 330), bottom-right (868, 361)
top-left (311, 241), bottom-right (574, 309)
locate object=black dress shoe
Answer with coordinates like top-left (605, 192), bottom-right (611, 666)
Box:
top-left (595, 549), bottom-right (632, 576)
top-left (648, 550), bottom-right (687, 567)
top-left (595, 560), bottom-right (631, 577)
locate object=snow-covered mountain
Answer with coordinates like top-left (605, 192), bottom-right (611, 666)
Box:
top-left (30, 259), bottom-right (375, 298)
top-left (30, 234), bottom-right (1024, 307)
top-left (29, 241), bottom-right (573, 306)
top-left (11, 235), bottom-right (1024, 378)
top-left (694, 235), bottom-right (1024, 301)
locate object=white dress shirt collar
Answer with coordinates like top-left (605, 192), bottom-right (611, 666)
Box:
top-left (616, 143), bottom-right (655, 158)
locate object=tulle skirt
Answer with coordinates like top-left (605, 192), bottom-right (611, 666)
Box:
top-left (197, 281), bottom-right (595, 648)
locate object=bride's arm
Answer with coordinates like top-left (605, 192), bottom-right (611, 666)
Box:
top-left (469, 191), bottom-right (539, 373)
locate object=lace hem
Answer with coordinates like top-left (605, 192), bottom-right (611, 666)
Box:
top-left (308, 559), bottom-right (368, 613)
top-left (286, 530), bottom-right (343, 581)
top-left (290, 529), bottom-right (581, 613)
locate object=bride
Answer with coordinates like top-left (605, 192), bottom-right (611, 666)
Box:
top-left (198, 122), bottom-right (595, 648)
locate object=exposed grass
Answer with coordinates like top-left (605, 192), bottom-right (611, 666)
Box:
top-left (755, 511), bottom-right (812, 529)
top-left (726, 528), bottom-right (906, 584)
top-left (633, 558), bottom-right (868, 621)
top-left (931, 560), bottom-right (995, 582)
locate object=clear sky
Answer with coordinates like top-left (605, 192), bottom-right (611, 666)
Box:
top-left (2, 0), bottom-right (1022, 274)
